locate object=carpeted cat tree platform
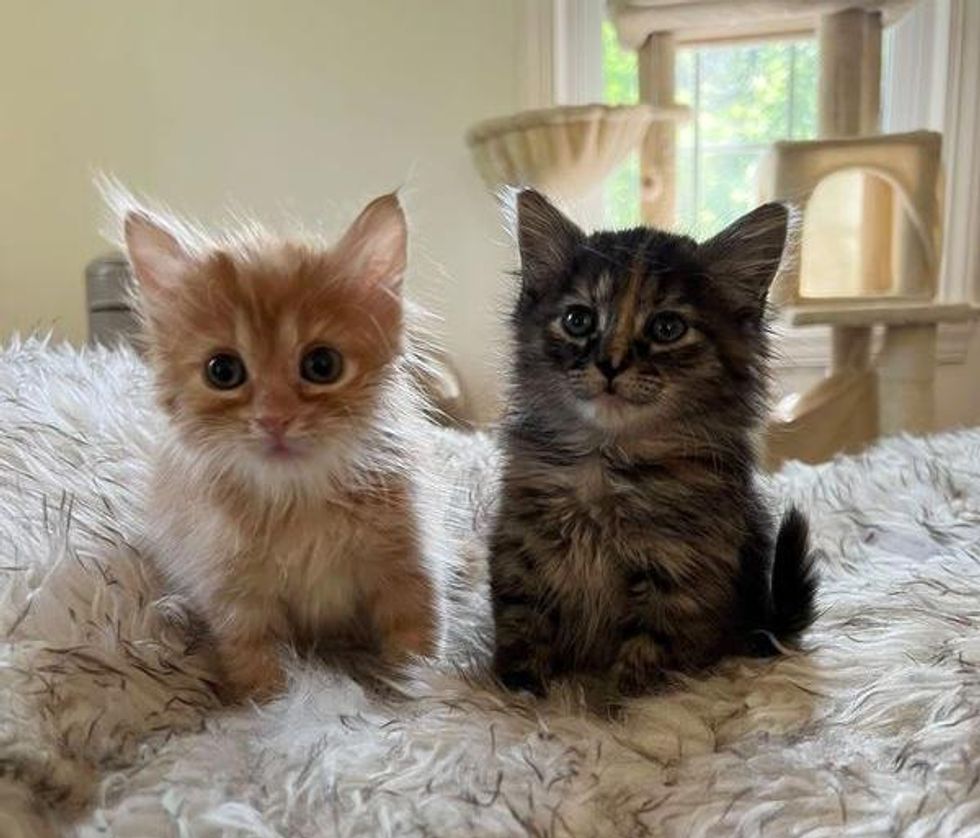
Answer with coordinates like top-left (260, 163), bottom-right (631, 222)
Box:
top-left (3, 337), bottom-right (980, 834)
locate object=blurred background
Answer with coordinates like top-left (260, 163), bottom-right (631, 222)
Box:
top-left (1, 1), bottom-right (978, 445)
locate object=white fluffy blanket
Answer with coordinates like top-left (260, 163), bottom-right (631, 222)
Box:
top-left (3, 338), bottom-right (980, 837)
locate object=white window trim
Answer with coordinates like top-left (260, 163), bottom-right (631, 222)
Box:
top-left (519, 0), bottom-right (604, 109)
top-left (522, 0), bottom-right (980, 368)
top-left (937, 0), bottom-right (980, 307)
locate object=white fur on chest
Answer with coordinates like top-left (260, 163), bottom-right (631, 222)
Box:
top-left (155, 491), bottom-right (371, 639)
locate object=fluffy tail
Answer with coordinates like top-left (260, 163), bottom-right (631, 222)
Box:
top-left (739, 506), bottom-right (819, 656)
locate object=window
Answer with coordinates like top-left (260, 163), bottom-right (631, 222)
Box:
top-left (602, 21), bottom-right (818, 236)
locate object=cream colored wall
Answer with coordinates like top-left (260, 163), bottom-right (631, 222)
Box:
top-left (0, 0), bottom-right (522, 420)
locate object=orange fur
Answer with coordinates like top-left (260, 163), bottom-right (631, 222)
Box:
top-left (125, 194), bottom-right (441, 702)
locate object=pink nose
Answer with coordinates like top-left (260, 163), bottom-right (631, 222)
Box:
top-left (256, 415), bottom-right (292, 437)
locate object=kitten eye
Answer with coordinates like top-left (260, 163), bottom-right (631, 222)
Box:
top-left (204, 353), bottom-right (247, 390)
top-left (300, 345), bottom-right (344, 385)
top-left (561, 305), bottom-right (596, 338)
top-left (645, 312), bottom-right (688, 344)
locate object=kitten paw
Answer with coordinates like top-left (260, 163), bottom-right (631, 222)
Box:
top-left (612, 635), bottom-right (667, 696)
top-left (497, 667), bottom-right (548, 696)
top-left (383, 626), bottom-right (436, 661)
top-left (219, 645), bottom-right (286, 704)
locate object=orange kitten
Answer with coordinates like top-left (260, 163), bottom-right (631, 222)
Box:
top-left (124, 193), bottom-right (443, 702)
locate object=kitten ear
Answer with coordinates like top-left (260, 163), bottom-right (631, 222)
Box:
top-left (124, 212), bottom-right (193, 296)
top-left (516, 189), bottom-right (583, 291)
top-left (698, 202), bottom-right (789, 306)
top-left (334, 192), bottom-right (407, 293)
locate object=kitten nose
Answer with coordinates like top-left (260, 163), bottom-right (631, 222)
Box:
top-left (256, 415), bottom-right (292, 437)
top-left (596, 357), bottom-right (627, 381)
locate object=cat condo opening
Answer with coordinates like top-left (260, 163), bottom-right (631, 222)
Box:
top-left (762, 130), bottom-right (942, 305)
top-left (796, 169), bottom-right (929, 300)
top-left (799, 170), bottom-right (892, 300)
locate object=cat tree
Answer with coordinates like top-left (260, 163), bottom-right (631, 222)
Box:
top-left (609, 0), bottom-right (976, 465)
top-left (760, 129), bottom-right (973, 463)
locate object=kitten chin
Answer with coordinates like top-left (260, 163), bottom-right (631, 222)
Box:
top-left (121, 189), bottom-right (448, 703)
top-left (572, 394), bottom-right (646, 433)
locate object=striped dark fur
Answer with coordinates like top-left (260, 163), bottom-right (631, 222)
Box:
top-left (489, 190), bottom-right (818, 696)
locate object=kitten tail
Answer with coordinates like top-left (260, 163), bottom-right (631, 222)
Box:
top-left (741, 507), bottom-right (819, 655)
top-left (769, 507), bottom-right (818, 640)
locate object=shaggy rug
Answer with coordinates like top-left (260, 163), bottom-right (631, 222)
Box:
top-left (2, 338), bottom-right (980, 836)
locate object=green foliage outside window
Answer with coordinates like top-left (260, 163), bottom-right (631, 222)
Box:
top-left (602, 21), bottom-right (817, 236)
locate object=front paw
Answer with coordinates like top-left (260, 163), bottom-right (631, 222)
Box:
top-left (382, 624), bottom-right (437, 663)
top-left (497, 665), bottom-right (548, 697)
top-left (494, 643), bottom-right (550, 695)
top-left (219, 643), bottom-right (286, 704)
top-left (612, 635), bottom-right (666, 696)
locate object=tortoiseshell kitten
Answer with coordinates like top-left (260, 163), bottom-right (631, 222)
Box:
top-left (489, 190), bottom-right (817, 696)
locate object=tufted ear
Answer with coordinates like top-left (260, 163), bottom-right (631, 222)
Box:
top-left (698, 202), bottom-right (789, 307)
top-left (124, 212), bottom-right (193, 298)
top-left (516, 189), bottom-right (583, 293)
top-left (333, 192), bottom-right (407, 293)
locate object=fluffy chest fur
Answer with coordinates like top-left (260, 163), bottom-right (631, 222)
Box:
top-left (530, 458), bottom-right (629, 640)
top-left (511, 449), bottom-right (741, 578)
top-left (235, 497), bottom-right (384, 639)
top-left (149, 451), bottom-right (422, 650)
top-left (491, 439), bottom-right (748, 672)
top-left (528, 457), bottom-right (630, 581)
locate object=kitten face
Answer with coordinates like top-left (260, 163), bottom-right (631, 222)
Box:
top-left (520, 239), bottom-right (722, 431)
top-left (512, 190), bottom-right (789, 434)
top-left (125, 194), bottom-right (407, 481)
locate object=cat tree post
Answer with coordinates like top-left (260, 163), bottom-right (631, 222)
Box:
top-left (819, 8), bottom-right (881, 375)
top-left (877, 322), bottom-right (936, 434)
top-left (821, 6), bottom-right (936, 437)
top-left (830, 327), bottom-right (873, 374)
top-left (638, 32), bottom-right (676, 228)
